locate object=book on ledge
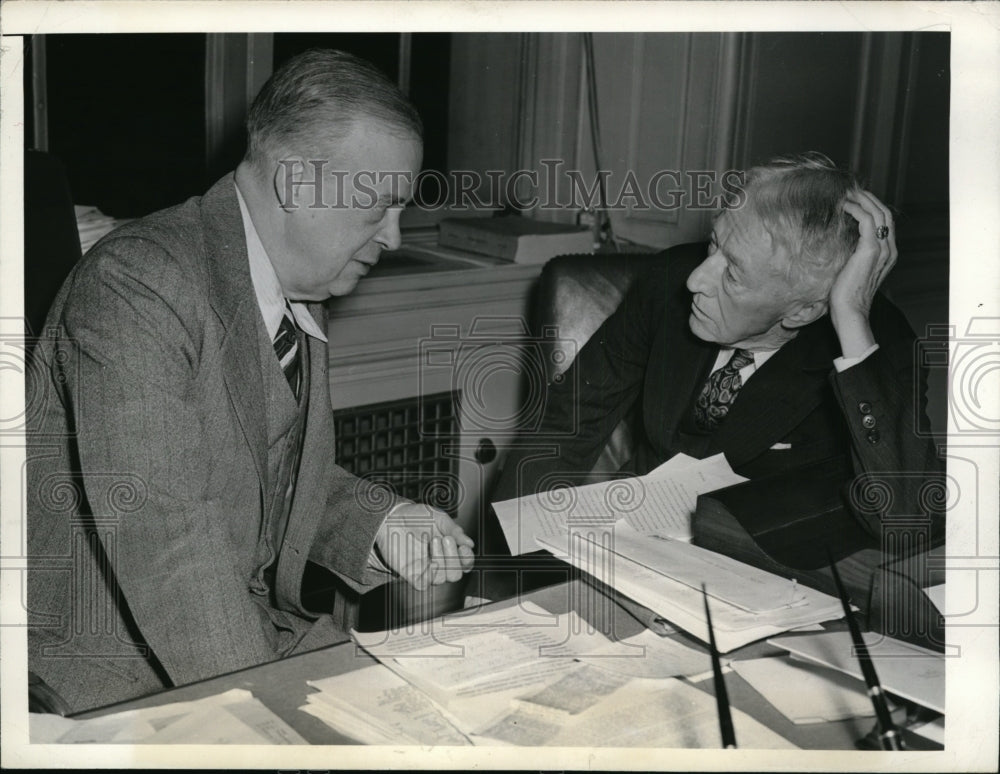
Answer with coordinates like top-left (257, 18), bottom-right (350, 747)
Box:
top-left (438, 215), bottom-right (595, 263)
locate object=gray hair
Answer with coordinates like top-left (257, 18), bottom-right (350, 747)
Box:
top-left (245, 48), bottom-right (423, 168)
top-left (737, 152), bottom-right (865, 299)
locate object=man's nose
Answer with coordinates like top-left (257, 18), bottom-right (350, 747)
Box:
top-left (374, 208), bottom-right (403, 251)
top-left (686, 255), bottom-right (718, 295)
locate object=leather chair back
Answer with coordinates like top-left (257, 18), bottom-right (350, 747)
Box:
top-left (532, 249), bottom-right (676, 476)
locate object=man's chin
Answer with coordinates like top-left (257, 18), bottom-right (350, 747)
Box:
top-left (688, 314), bottom-right (715, 343)
top-left (328, 282), bottom-right (360, 298)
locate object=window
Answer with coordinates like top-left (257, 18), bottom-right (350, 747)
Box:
top-left (39, 34), bottom-right (207, 218)
top-left (26, 32), bottom-right (451, 218)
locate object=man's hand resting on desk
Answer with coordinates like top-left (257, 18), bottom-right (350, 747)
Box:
top-left (375, 504), bottom-right (475, 591)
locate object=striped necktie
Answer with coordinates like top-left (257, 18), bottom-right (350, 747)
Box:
top-left (693, 348), bottom-right (755, 431)
top-left (273, 302), bottom-right (302, 400)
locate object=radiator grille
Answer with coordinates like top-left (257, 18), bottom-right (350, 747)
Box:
top-left (333, 390), bottom-right (460, 514)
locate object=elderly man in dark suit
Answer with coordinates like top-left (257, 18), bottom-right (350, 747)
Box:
top-left (27, 49), bottom-right (474, 714)
top-left (494, 154), bottom-right (942, 548)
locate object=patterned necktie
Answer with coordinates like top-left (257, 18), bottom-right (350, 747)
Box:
top-left (693, 348), bottom-right (755, 432)
top-left (273, 303), bottom-right (302, 401)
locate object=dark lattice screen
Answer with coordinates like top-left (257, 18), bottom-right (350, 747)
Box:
top-left (333, 390), bottom-right (460, 514)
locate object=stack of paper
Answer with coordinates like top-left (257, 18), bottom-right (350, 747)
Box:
top-left (303, 598), bottom-right (802, 748)
top-left (537, 522), bottom-right (844, 652)
top-left (301, 665), bottom-right (471, 745)
top-left (475, 671), bottom-right (797, 749)
top-left (730, 657), bottom-right (875, 724)
top-left (576, 628), bottom-right (712, 680)
top-left (301, 659), bottom-right (799, 749)
top-left (351, 601), bottom-right (615, 733)
top-left (30, 688), bottom-right (305, 744)
top-left (493, 453), bottom-right (746, 556)
top-left (767, 630), bottom-right (945, 713)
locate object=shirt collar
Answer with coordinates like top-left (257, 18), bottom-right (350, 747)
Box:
top-left (234, 183), bottom-right (328, 343)
top-left (713, 346), bottom-right (778, 374)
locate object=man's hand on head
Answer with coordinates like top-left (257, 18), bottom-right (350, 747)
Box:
top-left (375, 503), bottom-right (475, 591)
top-left (830, 190), bottom-right (898, 358)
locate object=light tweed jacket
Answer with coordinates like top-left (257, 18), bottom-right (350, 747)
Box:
top-left (27, 175), bottom-right (395, 713)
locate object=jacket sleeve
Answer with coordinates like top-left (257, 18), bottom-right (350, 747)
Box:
top-left (307, 466), bottom-right (398, 591)
top-left (58, 239), bottom-right (285, 686)
top-left (830, 296), bottom-right (946, 540)
top-left (492, 266), bottom-right (667, 501)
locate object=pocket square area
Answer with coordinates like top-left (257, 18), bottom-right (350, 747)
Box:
top-left (769, 442), bottom-right (793, 450)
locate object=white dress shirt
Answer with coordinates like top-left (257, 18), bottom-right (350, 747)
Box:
top-left (234, 182), bottom-right (393, 574)
top-left (234, 185), bottom-right (328, 345)
top-left (709, 342), bottom-right (879, 385)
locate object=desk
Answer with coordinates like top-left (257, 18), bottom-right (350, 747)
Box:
top-left (75, 579), bottom-right (885, 749)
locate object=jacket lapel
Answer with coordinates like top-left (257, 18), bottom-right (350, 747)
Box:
top-left (649, 250), bottom-right (718, 442)
top-left (653, 316), bottom-right (717, 438)
top-left (712, 319), bottom-right (840, 468)
top-left (200, 174), bottom-right (268, 487)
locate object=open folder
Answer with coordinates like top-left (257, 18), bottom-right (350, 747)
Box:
top-left (536, 522), bottom-right (844, 653)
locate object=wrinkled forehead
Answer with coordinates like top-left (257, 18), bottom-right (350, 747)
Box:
top-left (715, 209), bottom-right (806, 295)
top-left (714, 208), bottom-right (784, 264)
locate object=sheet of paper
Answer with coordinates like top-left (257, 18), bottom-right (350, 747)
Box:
top-left (767, 630), bottom-right (945, 713)
top-left (576, 628), bottom-right (710, 679)
top-left (550, 677), bottom-right (796, 749)
top-left (391, 630), bottom-right (538, 690)
top-left (29, 713), bottom-right (157, 744)
top-left (643, 452), bottom-right (701, 478)
top-left (513, 662), bottom-right (632, 716)
top-left (303, 665), bottom-right (470, 745)
top-left (352, 601), bottom-right (614, 732)
top-left (788, 623), bottom-right (827, 633)
top-left (730, 656), bottom-right (875, 724)
top-left (140, 701), bottom-right (305, 744)
top-left (910, 715), bottom-right (945, 744)
top-left (352, 601), bottom-right (610, 660)
top-left (603, 527), bottom-right (807, 613)
top-left (476, 675), bottom-right (797, 749)
top-left (537, 526), bottom-right (843, 652)
top-left (29, 688), bottom-right (306, 744)
top-left (619, 476), bottom-right (703, 536)
top-left (492, 454), bottom-right (746, 555)
top-left (441, 661), bottom-right (574, 732)
top-left (491, 478), bottom-right (623, 556)
top-left (924, 583), bottom-right (947, 614)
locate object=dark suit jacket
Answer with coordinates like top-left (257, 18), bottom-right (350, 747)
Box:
top-left (494, 242), bottom-right (943, 539)
top-left (27, 175), bottom-right (395, 713)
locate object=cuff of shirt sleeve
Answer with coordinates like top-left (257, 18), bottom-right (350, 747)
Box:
top-left (834, 343), bottom-right (879, 373)
top-left (366, 546), bottom-right (391, 574)
top-left (366, 502), bottom-right (410, 574)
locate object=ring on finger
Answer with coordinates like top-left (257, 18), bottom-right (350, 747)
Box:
top-left (875, 225), bottom-right (890, 240)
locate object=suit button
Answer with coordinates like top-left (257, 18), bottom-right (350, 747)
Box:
top-left (858, 401), bottom-right (872, 414)
top-left (862, 414), bottom-right (877, 429)
top-left (867, 429), bottom-right (881, 444)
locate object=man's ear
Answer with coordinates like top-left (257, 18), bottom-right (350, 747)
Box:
top-left (782, 298), bottom-right (829, 330)
top-left (273, 157), bottom-right (306, 212)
